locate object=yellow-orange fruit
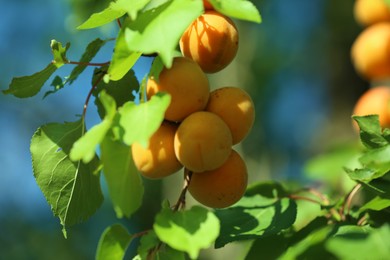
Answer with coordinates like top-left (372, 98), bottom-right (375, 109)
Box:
top-left (146, 57), bottom-right (209, 122)
top-left (354, 0), bottom-right (390, 26)
top-left (180, 11), bottom-right (239, 73)
top-left (188, 149), bottom-right (248, 208)
top-left (174, 111), bottom-right (232, 172)
top-left (132, 122), bottom-right (183, 179)
top-left (351, 22), bottom-right (390, 80)
top-left (203, 0), bottom-right (214, 10)
top-left (352, 86), bottom-right (390, 130)
top-left (206, 87), bottom-right (255, 144)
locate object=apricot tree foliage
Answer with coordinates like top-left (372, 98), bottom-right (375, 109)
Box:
top-left (3, 0), bottom-right (390, 259)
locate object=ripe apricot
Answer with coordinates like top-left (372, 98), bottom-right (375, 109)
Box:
top-left (174, 111), bottom-right (232, 172)
top-left (352, 86), bottom-right (390, 130)
top-left (146, 57), bottom-right (210, 122)
top-left (203, 0), bottom-right (214, 10)
top-left (180, 10), bottom-right (239, 73)
top-left (132, 122), bottom-right (183, 179)
top-left (354, 0), bottom-right (390, 26)
top-left (351, 22), bottom-right (390, 80)
top-left (206, 87), bottom-right (255, 144)
top-left (188, 149), bottom-right (248, 208)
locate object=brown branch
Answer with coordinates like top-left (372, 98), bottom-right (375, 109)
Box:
top-left (172, 169), bottom-right (193, 211)
top-left (339, 183), bottom-right (362, 221)
top-left (68, 60), bottom-right (111, 67)
top-left (117, 18), bottom-right (122, 28)
top-left (82, 72), bottom-right (105, 121)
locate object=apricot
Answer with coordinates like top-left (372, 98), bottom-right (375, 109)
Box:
top-left (351, 22), bottom-right (390, 80)
top-left (352, 86), bottom-right (390, 130)
top-left (188, 149), bottom-right (248, 208)
top-left (206, 87), bottom-right (255, 144)
top-left (203, 0), bottom-right (214, 10)
top-left (354, 0), bottom-right (390, 26)
top-left (146, 57), bottom-right (210, 122)
top-left (180, 10), bottom-right (239, 73)
top-left (132, 122), bottom-right (183, 179)
top-left (174, 111), bottom-right (233, 172)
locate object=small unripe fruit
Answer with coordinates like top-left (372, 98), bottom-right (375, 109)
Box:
top-left (180, 11), bottom-right (239, 73)
top-left (132, 122), bottom-right (183, 179)
top-left (174, 111), bottom-right (232, 172)
top-left (354, 0), bottom-right (390, 26)
top-left (352, 86), bottom-right (390, 130)
top-left (146, 57), bottom-right (210, 122)
top-left (188, 149), bottom-right (248, 208)
top-left (351, 22), bottom-right (390, 80)
top-left (206, 87), bottom-right (255, 144)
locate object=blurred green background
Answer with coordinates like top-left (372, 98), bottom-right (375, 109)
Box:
top-left (0, 0), bottom-right (368, 259)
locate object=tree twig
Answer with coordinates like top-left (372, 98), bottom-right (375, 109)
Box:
top-left (172, 169), bottom-right (193, 211)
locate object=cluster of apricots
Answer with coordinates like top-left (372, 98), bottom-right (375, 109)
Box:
top-left (351, 0), bottom-right (390, 130)
top-left (131, 0), bottom-right (255, 208)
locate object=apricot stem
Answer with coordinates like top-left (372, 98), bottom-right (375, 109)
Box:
top-left (172, 169), bottom-right (193, 211)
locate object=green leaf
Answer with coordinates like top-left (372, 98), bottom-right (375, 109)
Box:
top-left (353, 115), bottom-right (389, 149)
top-left (77, 1), bottom-right (126, 30)
top-left (346, 145), bottom-right (390, 184)
top-left (94, 69), bottom-right (140, 119)
top-left (70, 91), bottom-right (116, 163)
top-left (135, 231), bottom-right (185, 260)
top-left (96, 224), bottom-right (133, 260)
top-left (136, 231), bottom-right (160, 260)
top-left (148, 56), bottom-right (165, 83)
top-left (304, 143), bottom-right (360, 184)
top-left (245, 181), bottom-right (289, 198)
top-left (326, 225), bottom-right (390, 260)
top-left (43, 38), bottom-right (108, 98)
top-left (106, 21), bottom-right (142, 82)
top-left (215, 195), bottom-right (297, 248)
top-left (68, 38), bottom-right (108, 85)
top-left (345, 167), bottom-right (379, 182)
top-left (245, 218), bottom-right (329, 260)
top-left (30, 120), bottom-right (103, 236)
top-left (360, 196), bottom-right (390, 212)
top-left (359, 145), bottom-right (390, 176)
top-left (153, 206), bottom-right (220, 259)
top-left (100, 136), bottom-right (144, 218)
top-left (115, 0), bottom-right (152, 20)
top-left (208, 0), bottom-right (261, 23)
top-left (51, 40), bottom-right (70, 68)
top-left (279, 225), bottom-right (333, 260)
top-left (118, 92), bottom-right (170, 147)
top-left (3, 63), bottom-right (57, 98)
top-left (361, 177), bottom-right (390, 199)
top-left (124, 0), bottom-right (203, 67)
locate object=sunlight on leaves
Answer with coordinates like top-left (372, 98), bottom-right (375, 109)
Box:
top-left (77, 2), bottom-right (126, 30)
top-left (118, 92), bottom-right (170, 147)
top-left (96, 224), bottom-right (133, 260)
top-left (106, 22), bottom-right (142, 82)
top-left (154, 206), bottom-right (220, 259)
top-left (124, 0), bottom-right (203, 67)
top-left (208, 0), bottom-right (261, 23)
